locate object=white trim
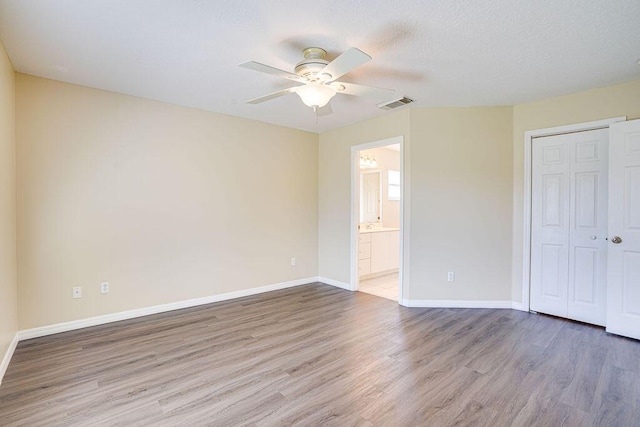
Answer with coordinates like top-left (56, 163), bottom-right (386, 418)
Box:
top-left (402, 299), bottom-right (514, 309)
top-left (317, 277), bottom-right (354, 291)
top-left (18, 277), bottom-right (316, 341)
top-left (399, 137), bottom-right (406, 303)
top-left (351, 136), bottom-right (403, 152)
top-left (351, 136), bottom-right (406, 303)
top-left (511, 302), bottom-right (527, 311)
top-left (0, 333), bottom-right (19, 385)
top-left (520, 117), bottom-right (626, 312)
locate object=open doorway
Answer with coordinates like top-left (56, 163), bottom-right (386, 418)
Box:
top-left (351, 137), bottom-right (403, 302)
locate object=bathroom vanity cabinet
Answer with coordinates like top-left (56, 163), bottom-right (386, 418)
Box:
top-left (359, 229), bottom-right (399, 277)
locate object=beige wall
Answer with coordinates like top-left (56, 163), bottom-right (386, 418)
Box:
top-left (408, 107), bottom-right (513, 301)
top-left (11, 69), bottom-right (640, 333)
top-left (511, 79), bottom-right (640, 304)
top-left (0, 42), bottom-right (17, 364)
top-left (359, 146), bottom-right (401, 228)
top-left (318, 110), bottom-right (410, 284)
top-left (16, 74), bottom-right (319, 329)
top-left (318, 107), bottom-right (513, 302)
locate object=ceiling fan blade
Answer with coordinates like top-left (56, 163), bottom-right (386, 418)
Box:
top-left (245, 87), bottom-right (299, 104)
top-left (321, 48), bottom-right (371, 81)
top-left (239, 61), bottom-right (306, 83)
top-left (335, 82), bottom-right (395, 100)
top-left (316, 103), bottom-right (333, 117)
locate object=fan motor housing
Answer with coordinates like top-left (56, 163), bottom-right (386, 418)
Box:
top-left (295, 47), bottom-right (331, 81)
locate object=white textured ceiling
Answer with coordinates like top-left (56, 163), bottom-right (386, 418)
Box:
top-left (0, 0), bottom-right (639, 133)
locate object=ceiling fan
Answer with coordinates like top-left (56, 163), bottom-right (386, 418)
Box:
top-left (239, 47), bottom-right (395, 114)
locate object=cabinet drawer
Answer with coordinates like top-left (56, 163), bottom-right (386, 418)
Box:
top-left (359, 233), bottom-right (371, 243)
top-left (359, 258), bottom-right (371, 276)
top-left (359, 242), bottom-right (371, 260)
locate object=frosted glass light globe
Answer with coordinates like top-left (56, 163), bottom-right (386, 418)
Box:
top-left (296, 83), bottom-right (336, 108)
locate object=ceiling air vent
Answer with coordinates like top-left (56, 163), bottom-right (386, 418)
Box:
top-left (377, 96), bottom-right (414, 110)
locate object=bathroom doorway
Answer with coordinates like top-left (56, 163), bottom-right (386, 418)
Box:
top-left (351, 136), bottom-right (404, 302)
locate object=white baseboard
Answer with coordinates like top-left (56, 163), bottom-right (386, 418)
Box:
top-left (18, 277), bottom-right (317, 341)
top-left (319, 281), bottom-right (517, 310)
top-left (401, 299), bottom-right (514, 309)
top-left (9, 275), bottom-right (530, 380)
top-left (511, 302), bottom-right (528, 311)
top-left (0, 332), bottom-right (19, 385)
top-left (317, 277), bottom-right (354, 291)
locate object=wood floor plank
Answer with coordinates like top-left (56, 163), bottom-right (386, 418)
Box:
top-left (1, 283), bottom-right (639, 426)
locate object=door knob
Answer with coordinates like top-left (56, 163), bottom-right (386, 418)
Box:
top-left (611, 236), bottom-right (622, 244)
top-left (590, 235), bottom-right (597, 240)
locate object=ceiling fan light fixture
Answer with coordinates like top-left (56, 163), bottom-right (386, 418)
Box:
top-left (296, 83), bottom-right (336, 109)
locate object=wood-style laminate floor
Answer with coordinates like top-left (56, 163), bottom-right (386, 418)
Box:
top-left (1, 283), bottom-right (639, 426)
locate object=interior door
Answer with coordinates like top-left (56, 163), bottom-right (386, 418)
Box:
top-left (531, 134), bottom-right (571, 317)
top-left (361, 171), bottom-right (380, 223)
top-left (606, 119), bottom-right (640, 340)
top-left (567, 129), bottom-right (609, 325)
top-left (530, 129), bottom-right (609, 325)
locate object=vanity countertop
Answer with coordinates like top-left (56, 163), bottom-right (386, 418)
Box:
top-left (360, 227), bottom-right (400, 234)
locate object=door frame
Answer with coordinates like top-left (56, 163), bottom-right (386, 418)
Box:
top-left (521, 116), bottom-right (626, 312)
top-left (351, 136), bottom-right (406, 303)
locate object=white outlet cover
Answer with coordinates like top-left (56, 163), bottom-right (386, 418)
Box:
top-left (72, 286), bottom-right (82, 298)
top-left (100, 282), bottom-right (109, 294)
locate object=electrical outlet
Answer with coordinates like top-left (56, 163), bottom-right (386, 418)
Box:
top-left (447, 272), bottom-right (455, 282)
top-left (291, 257), bottom-right (296, 266)
top-left (100, 281), bottom-right (109, 294)
top-left (72, 286), bottom-right (82, 299)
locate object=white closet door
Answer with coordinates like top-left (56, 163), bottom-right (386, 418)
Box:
top-left (531, 135), bottom-right (571, 317)
top-left (606, 119), bottom-right (640, 340)
top-left (567, 129), bottom-right (608, 326)
top-left (531, 129), bottom-right (609, 325)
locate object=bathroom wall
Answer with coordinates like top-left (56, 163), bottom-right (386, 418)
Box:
top-left (359, 146), bottom-right (400, 228)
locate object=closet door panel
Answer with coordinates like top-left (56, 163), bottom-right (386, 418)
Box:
top-left (531, 128), bottom-right (608, 326)
top-left (568, 129), bottom-right (608, 326)
top-left (531, 138), bottom-right (570, 317)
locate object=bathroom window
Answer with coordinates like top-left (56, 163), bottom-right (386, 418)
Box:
top-left (388, 170), bottom-right (400, 200)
